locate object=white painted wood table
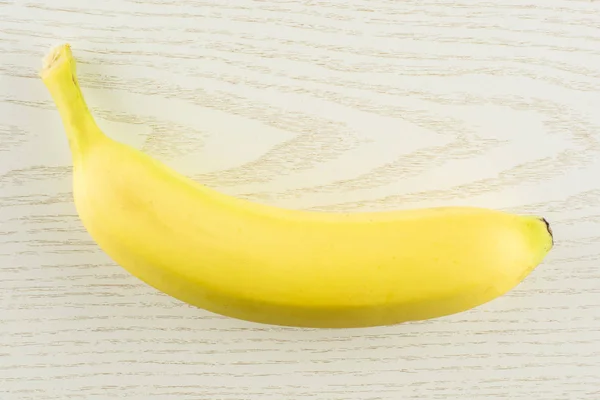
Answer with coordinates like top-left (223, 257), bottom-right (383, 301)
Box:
top-left (1, 1), bottom-right (600, 399)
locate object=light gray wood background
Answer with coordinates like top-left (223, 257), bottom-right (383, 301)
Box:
top-left (1, 0), bottom-right (600, 399)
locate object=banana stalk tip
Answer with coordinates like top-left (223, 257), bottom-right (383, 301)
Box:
top-left (40, 43), bottom-right (73, 79)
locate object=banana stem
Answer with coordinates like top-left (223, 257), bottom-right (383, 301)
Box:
top-left (40, 44), bottom-right (103, 157)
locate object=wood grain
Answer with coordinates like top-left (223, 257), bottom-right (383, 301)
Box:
top-left (1, 0), bottom-right (600, 399)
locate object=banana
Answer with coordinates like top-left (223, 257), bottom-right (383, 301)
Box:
top-left (40, 44), bottom-right (553, 328)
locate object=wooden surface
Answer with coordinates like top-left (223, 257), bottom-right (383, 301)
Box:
top-left (1, 0), bottom-right (600, 398)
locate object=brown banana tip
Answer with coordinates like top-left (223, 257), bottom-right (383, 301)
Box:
top-left (541, 217), bottom-right (553, 246)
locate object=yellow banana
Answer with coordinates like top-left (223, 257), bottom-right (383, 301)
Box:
top-left (40, 44), bottom-right (553, 328)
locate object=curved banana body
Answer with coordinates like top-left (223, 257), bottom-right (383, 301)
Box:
top-left (41, 44), bottom-right (553, 328)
